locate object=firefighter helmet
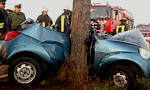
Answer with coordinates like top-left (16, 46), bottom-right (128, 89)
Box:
top-left (42, 7), bottom-right (48, 12)
top-left (63, 6), bottom-right (71, 10)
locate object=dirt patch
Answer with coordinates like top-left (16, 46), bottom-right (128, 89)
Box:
top-left (0, 65), bottom-right (18, 89)
top-left (0, 65), bottom-right (8, 75)
top-left (0, 74), bottom-right (8, 79)
top-left (0, 65), bottom-right (8, 80)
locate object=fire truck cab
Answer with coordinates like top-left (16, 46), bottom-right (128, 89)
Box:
top-left (90, 3), bottom-right (134, 34)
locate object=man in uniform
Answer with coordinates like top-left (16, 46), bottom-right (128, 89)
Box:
top-left (115, 18), bottom-right (128, 34)
top-left (55, 6), bottom-right (72, 33)
top-left (36, 8), bottom-right (53, 28)
top-left (9, 4), bottom-right (26, 29)
top-left (0, 0), bottom-right (11, 39)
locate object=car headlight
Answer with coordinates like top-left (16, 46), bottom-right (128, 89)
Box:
top-left (139, 47), bottom-right (150, 59)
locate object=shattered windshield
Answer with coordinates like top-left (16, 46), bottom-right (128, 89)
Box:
top-left (91, 7), bottom-right (111, 19)
top-left (108, 29), bottom-right (150, 51)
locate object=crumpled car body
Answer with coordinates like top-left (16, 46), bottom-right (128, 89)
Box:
top-left (93, 29), bottom-right (150, 89)
top-left (0, 23), bottom-right (70, 73)
top-left (94, 30), bottom-right (150, 78)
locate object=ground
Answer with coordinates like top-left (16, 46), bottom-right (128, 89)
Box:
top-left (0, 65), bottom-right (62, 89)
top-left (0, 64), bottom-right (150, 89)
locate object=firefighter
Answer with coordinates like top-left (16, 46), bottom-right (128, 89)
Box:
top-left (115, 18), bottom-right (128, 34)
top-left (9, 4), bottom-right (26, 29)
top-left (55, 6), bottom-right (72, 33)
top-left (0, 0), bottom-right (11, 39)
top-left (36, 8), bottom-right (53, 28)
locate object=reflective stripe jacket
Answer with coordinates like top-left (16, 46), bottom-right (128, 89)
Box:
top-left (0, 22), bottom-right (4, 29)
top-left (55, 12), bottom-right (71, 33)
top-left (116, 23), bottom-right (128, 34)
top-left (0, 9), bottom-right (11, 34)
top-left (36, 14), bottom-right (53, 28)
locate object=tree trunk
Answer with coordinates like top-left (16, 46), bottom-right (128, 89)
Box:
top-left (67, 0), bottom-right (91, 87)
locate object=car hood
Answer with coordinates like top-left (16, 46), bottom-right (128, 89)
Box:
top-left (107, 29), bottom-right (150, 51)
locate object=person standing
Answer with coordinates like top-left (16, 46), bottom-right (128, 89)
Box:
top-left (36, 8), bottom-right (53, 28)
top-left (0, 0), bottom-right (11, 39)
top-left (115, 18), bottom-right (128, 34)
top-left (9, 4), bottom-right (26, 29)
top-left (55, 6), bottom-right (72, 33)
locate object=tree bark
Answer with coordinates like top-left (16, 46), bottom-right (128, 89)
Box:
top-left (67, 0), bottom-right (91, 87)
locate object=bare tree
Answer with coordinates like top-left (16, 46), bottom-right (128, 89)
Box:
top-left (66, 0), bottom-right (91, 87)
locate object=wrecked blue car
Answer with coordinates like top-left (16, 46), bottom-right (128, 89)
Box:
top-left (0, 21), bottom-right (70, 87)
top-left (87, 25), bottom-right (150, 89)
top-left (0, 19), bottom-right (150, 89)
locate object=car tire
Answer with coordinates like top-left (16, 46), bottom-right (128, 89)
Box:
top-left (8, 57), bottom-right (42, 87)
top-left (108, 65), bottom-right (137, 90)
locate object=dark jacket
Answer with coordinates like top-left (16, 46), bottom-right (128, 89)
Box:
top-left (120, 23), bottom-right (128, 31)
top-left (0, 9), bottom-right (11, 34)
top-left (9, 11), bottom-right (26, 29)
top-left (36, 14), bottom-right (53, 27)
top-left (115, 23), bottom-right (128, 34)
top-left (55, 12), bottom-right (71, 33)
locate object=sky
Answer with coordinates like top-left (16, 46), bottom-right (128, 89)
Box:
top-left (5, 0), bottom-right (150, 26)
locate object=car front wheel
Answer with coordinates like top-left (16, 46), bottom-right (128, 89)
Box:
top-left (8, 57), bottom-right (42, 87)
top-left (108, 65), bottom-right (137, 89)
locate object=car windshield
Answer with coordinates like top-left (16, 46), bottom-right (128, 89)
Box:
top-left (107, 29), bottom-right (150, 51)
top-left (91, 7), bottom-right (111, 19)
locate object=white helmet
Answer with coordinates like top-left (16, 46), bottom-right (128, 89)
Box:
top-left (63, 6), bottom-right (71, 10)
top-left (43, 7), bottom-right (48, 12)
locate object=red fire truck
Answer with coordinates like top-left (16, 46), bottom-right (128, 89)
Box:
top-left (90, 3), bottom-right (134, 34)
top-left (136, 24), bottom-right (150, 40)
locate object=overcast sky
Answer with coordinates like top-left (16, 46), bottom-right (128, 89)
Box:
top-left (5, 0), bottom-right (150, 26)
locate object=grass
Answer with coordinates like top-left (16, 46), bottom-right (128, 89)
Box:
top-left (1, 73), bottom-right (150, 89)
top-left (28, 75), bottom-right (124, 90)
top-left (1, 64), bottom-right (150, 90)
